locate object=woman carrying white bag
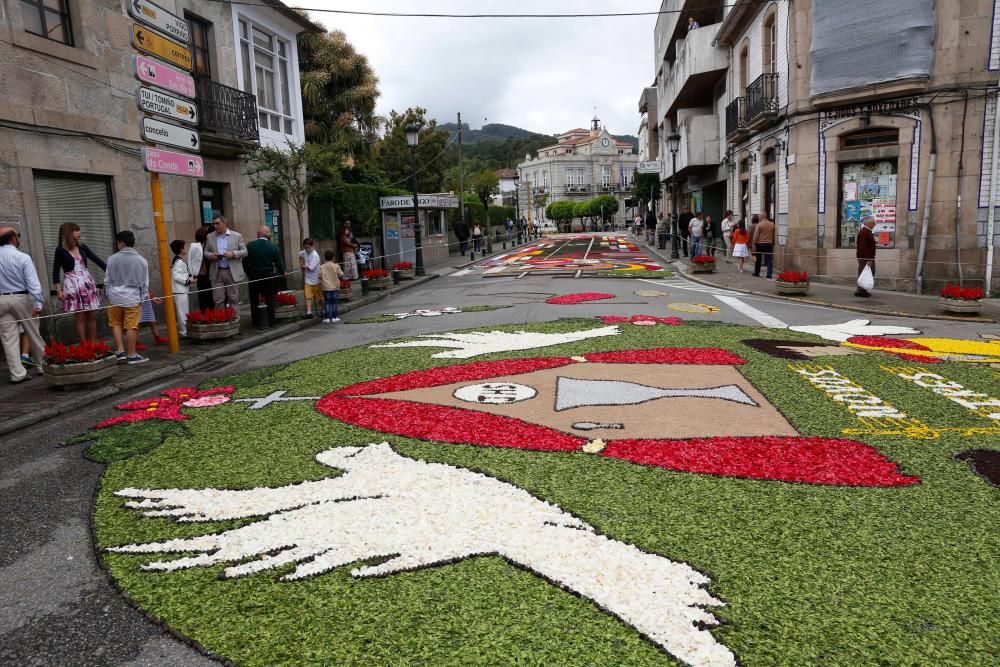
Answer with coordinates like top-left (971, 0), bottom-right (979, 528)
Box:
top-left (855, 217), bottom-right (876, 297)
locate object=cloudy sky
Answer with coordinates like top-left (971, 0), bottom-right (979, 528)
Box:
top-left (306, 0), bottom-right (661, 137)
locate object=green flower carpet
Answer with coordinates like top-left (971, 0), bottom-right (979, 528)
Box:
top-left (85, 318), bottom-right (999, 666)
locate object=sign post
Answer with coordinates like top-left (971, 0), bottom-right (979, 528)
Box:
top-left (637, 160), bottom-right (662, 174)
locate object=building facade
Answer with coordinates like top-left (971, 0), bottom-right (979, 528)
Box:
top-left (647, 0), bottom-right (1000, 293)
top-left (516, 117), bottom-right (639, 227)
top-left (0, 0), bottom-right (318, 328)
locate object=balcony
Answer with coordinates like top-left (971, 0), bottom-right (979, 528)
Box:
top-left (566, 184), bottom-right (591, 193)
top-left (675, 114), bottom-right (720, 174)
top-left (660, 23), bottom-right (728, 117)
top-left (725, 97), bottom-right (747, 141)
top-left (745, 73), bottom-right (779, 130)
top-left (533, 186), bottom-right (548, 194)
top-left (196, 78), bottom-right (259, 156)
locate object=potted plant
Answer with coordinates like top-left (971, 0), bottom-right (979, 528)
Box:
top-left (272, 291), bottom-right (299, 321)
top-left (939, 283), bottom-right (985, 314)
top-left (690, 255), bottom-right (716, 273)
top-left (392, 261), bottom-right (415, 280)
top-left (186, 307), bottom-right (240, 341)
top-left (363, 268), bottom-right (391, 291)
top-left (775, 271), bottom-right (810, 296)
top-left (339, 278), bottom-right (354, 302)
top-left (42, 339), bottom-right (118, 389)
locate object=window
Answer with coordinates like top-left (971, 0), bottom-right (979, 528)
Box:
top-left (838, 160), bottom-right (898, 249)
top-left (187, 14), bottom-right (212, 79)
top-left (427, 210), bottom-right (444, 236)
top-left (738, 42), bottom-right (749, 96)
top-left (199, 183), bottom-right (227, 225)
top-left (542, 170), bottom-right (548, 189)
top-left (601, 165), bottom-right (612, 188)
top-left (21, 0), bottom-right (72, 45)
top-left (762, 11), bottom-right (777, 75)
top-left (33, 172), bottom-right (117, 285)
top-left (739, 157), bottom-right (750, 174)
top-left (841, 128), bottom-right (899, 149)
top-left (763, 148), bottom-right (777, 165)
top-left (238, 18), bottom-right (295, 135)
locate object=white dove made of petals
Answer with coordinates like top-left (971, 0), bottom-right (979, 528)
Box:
top-left (109, 442), bottom-right (735, 667)
top-left (369, 325), bottom-right (621, 359)
top-left (788, 319), bottom-right (921, 343)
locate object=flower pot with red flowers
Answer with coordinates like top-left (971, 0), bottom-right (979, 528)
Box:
top-left (690, 255), bottom-right (716, 273)
top-left (339, 279), bottom-right (355, 302)
top-left (272, 291), bottom-right (300, 321)
top-left (363, 268), bottom-right (391, 291)
top-left (42, 339), bottom-right (118, 389)
top-left (939, 284), bottom-right (985, 314)
top-left (392, 262), bottom-right (415, 280)
top-left (775, 271), bottom-right (810, 296)
top-left (186, 307), bottom-right (240, 341)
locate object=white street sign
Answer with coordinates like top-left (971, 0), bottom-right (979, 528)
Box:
top-left (141, 116), bottom-right (200, 152)
top-left (126, 0), bottom-right (190, 43)
top-left (137, 86), bottom-right (198, 125)
top-left (637, 160), bottom-right (662, 174)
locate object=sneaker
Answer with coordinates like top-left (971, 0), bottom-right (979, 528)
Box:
top-left (126, 354), bottom-right (149, 365)
top-left (114, 351), bottom-right (127, 360)
top-left (20, 354), bottom-right (35, 369)
top-left (322, 318), bottom-right (330, 323)
top-left (330, 318), bottom-right (341, 323)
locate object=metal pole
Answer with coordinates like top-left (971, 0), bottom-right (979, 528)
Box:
top-left (409, 145), bottom-right (425, 276)
top-left (670, 151), bottom-right (679, 259)
top-left (150, 172), bottom-right (178, 353)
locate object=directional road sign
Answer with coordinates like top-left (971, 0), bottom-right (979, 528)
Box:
top-left (137, 86), bottom-right (198, 125)
top-left (126, 0), bottom-right (190, 43)
top-left (134, 55), bottom-right (195, 98)
top-left (131, 23), bottom-right (193, 71)
top-left (637, 160), bottom-right (663, 174)
top-left (141, 116), bottom-right (200, 152)
top-left (142, 147), bottom-right (204, 178)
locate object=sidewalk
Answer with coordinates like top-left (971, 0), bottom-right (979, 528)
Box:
top-left (0, 275), bottom-right (437, 436)
top-left (636, 236), bottom-right (1000, 323)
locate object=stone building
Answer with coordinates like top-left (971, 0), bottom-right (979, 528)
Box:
top-left (0, 0), bottom-right (319, 327)
top-left (646, 0), bottom-right (1000, 293)
top-left (516, 117), bottom-right (639, 227)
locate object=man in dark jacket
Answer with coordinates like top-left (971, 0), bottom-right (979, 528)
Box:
top-left (245, 226), bottom-right (285, 327)
top-left (855, 217), bottom-right (876, 297)
top-left (453, 218), bottom-right (470, 255)
top-left (677, 206), bottom-right (694, 257)
top-left (644, 209), bottom-right (656, 244)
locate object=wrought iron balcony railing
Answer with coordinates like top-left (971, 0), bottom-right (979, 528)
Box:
top-left (745, 73), bottom-right (779, 127)
top-left (726, 97), bottom-right (747, 139)
top-left (196, 78), bottom-right (259, 142)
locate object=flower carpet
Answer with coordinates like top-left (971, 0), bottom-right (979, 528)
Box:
top-left (474, 235), bottom-right (664, 275)
top-left (84, 319), bottom-right (999, 666)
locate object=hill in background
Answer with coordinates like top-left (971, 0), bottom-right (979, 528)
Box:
top-left (439, 122), bottom-right (638, 154)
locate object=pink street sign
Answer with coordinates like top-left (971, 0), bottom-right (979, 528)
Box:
top-left (142, 147), bottom-right (204, 178)
top-left (134, 55), bottom-right (195, 99)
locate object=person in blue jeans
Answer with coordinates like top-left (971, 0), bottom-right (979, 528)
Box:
top-left (319, 250), bottom-right (345, 323)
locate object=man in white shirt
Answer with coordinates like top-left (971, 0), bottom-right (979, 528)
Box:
top-left (719, 210), bottom-right (734, 263)
top-left (688, 212), bottom-right (705, 257)
top-left (0, 226), bottom-right (45, 383)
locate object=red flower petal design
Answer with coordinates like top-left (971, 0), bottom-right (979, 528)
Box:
top-left (95, 386), bottom-right (236, 429)
top-left (546, 292), bottom-right (616, 304)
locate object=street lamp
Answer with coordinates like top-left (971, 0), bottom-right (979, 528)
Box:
top-left (405, 122), bottom-right (425, 276)
top-left (667, 131), bottom-right (681, 259)
top-left (514, 172), bottom-right (522, 244)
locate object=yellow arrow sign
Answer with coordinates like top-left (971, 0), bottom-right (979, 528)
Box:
top-left (131, 24), bottom-right (192, 72)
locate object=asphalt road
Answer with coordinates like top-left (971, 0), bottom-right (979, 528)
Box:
top-left (0, 254), bottom-right (989, 666)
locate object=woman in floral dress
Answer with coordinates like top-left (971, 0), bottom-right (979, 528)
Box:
top-left (52, 222), bottom-right (106, 342)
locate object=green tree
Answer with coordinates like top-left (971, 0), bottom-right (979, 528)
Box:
top-left (632, 171), bottom-right (661, 211)
top-left (470, 170), bottom-right (500, 243)
top-left (546, 200), bottom-right (575, 230)
top-left (299, 28), bottom-right (382, 154)
top-left (245, 141), bottom-right (341, 241)
top-left (593, 194), bottom-right (619, 226)
top-left (374, 108), bottom-right (450, 192)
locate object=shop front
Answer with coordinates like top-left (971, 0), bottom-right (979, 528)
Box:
top-left (380, 194), bottom-right (458, 269)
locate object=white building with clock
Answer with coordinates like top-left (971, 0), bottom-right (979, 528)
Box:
top-left (517, 116), bottom-right (639, 227)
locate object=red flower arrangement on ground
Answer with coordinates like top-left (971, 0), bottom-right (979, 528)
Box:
top-left (95, 386), bottom-right (236, 428)
top-left (599, 315), bottom-right (684, 326)
top-left (274, 292), bottom-right (297, 306)
top-left (362, 269), bottom-right (390, 279)
top-left (690, 255), bottom-right (716, 265)
top-left (545, 292), bottom-right (616, 305)
top-left (844, 336), bottom-right (942, 363)
top-left (44, 339), bottom-right (113, 365)
top-left (339, 279), bottom-right (352, 289)
top-left (940, 284), bottom-right (985, 301)
top-left (392, 262), bottom-right (413, 270)
top-left (777, 271), bottom-right (810, 283)
top-left (187, 307), bottom-right (236, 324)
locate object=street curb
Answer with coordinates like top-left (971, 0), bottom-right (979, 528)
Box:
top-left (635, 237), bottom-right (999, 324)
top-left (0, 274), bottom-right (437, 438)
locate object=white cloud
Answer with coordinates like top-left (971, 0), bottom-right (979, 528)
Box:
top-left (306, 0), bottom-right (660, 137)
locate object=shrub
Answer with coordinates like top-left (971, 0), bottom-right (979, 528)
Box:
top-left (187, 307), bottom-right (237, 324)
top-left (44, 339), bottom-right (112, 365)
top-left (940, 284), bottom-right (985, 300)
top-left (777, 271), bottom-right (809, 283)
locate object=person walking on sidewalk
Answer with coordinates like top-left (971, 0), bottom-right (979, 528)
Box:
top-left (245, 226), bottom-right (285, 328)
top-left (655, 212), bottom-right (668, 249)
top-left (719, 210), bottom-right (733, 263)
top-left (320, 250), bottom-right (345, 323)
top-left (170, 240), bottom-right (192, 337)
top-left (644, 209), bottom-right (656, 245)
top-left (855, 216), bottom-right (877, 297)
top-left (0, 226), bottom-right (45, 383)
top-left (678, 206), bottom-right (693, 257)
top-left (751, 212), bottom-right (775, 278)
top-left (472, 223), bottom-right (483, 254)
top-left (188, 226), bottom-right (213, 312)
top-left (731, 220), bottom-right (750, 273)
top-left (453, 218), bottom-right (470, 256)
top-left (52, 222), bottom-right (106, 343)
top-left (688, 212), bottom-right (705, 257)
top-left (104, 230), bottom-right (148, 364)
top-left (205, 215), bottom-right (247, 311)
top-left (298, 238), bottom-right (321, 319)
top-left (339, 221), bottom-right (359, 281)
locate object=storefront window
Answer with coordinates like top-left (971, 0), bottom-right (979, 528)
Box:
top-left (838, 160), bottom-right (897, 249)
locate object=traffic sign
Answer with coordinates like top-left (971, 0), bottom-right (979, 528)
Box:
top-left (131, 23), bottom-right (193, 71)
top-left (134, 55), bottom-right (195, 98)
top-left (137, 86), bottom-right (198, 125)
top-left (142, 147), bottom-right (204, 178)
top-left (637, 160), bottom-right (663, 174)
top-left (141, 116), bottom-right (200, 152)
top-left (126, 0), bottom-right (190, 43)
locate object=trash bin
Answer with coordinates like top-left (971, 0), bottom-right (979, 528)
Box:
top-left (360, 277), bottom-right (370, 296)
top-left (392, 270), bottom-right (401, 285)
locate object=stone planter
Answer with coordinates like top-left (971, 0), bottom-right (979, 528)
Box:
top-left (340, 286), bottom-right (354, 302)
top-left (394, 268), bottom-right (415, 280)
top-left (369, 276), bottom-right (390, 291)
top-left (272, 304), bottom-right (299, 321)
top-left (776, 280), bottom-right (810, 296)
top-left (43, 355), bottom-right (118, 389)
top-left (187, 319), bottom-right (240, 341)
top-left (939, 297), bottom-right (983, 315)
top-left (690, 263), bottom-right (716, 274)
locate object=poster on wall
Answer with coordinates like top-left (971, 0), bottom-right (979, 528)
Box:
top-left (401, 213), bottom-right (416, 239)
top-left (843, 182), bottom-right (857, 201)
top-left (840, 160), bottom-right (897, 249)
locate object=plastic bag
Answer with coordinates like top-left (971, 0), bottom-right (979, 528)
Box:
top-left (857, 264), bottom-right (875, 291)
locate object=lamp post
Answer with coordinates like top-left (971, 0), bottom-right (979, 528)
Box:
top-left (667, 131), bottom-right (681, 260)
top-left (514, 172), bottom-right (522, 244)
top-left (405, 122), bottom-right (425, 276)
